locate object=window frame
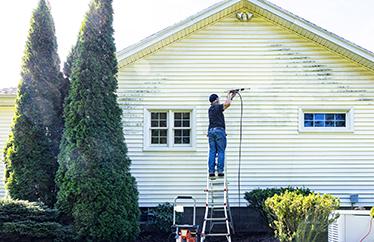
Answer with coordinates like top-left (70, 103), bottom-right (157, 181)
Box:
top-left (143, 107), bottom-right (196, 151)
top-left (298, 107), bottom-right (354, 133)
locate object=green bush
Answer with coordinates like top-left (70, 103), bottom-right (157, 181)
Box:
top-left (264, 191), bottom-right (339, 242)
top-left (0, 198), bottom-right (57, 223)
top-left (244, 187), bottom-right (312, 228)
top-left (0, 221), bottom-right (75, 242)
top-left (55, 0), bottom-right (140, 240)
top-left (150, 203), bottom-right (182, 233)
top-left (3, 0), bottom-right (67, 208)
top-left (0, 198), bottom-right (76, 241)
top-left (370, 207), bottom-right (374, 218)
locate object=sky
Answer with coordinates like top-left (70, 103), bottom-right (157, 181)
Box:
top-left (1, 0), bottom-right (374, 88)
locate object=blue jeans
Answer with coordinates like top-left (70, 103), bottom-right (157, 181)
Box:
top-left (208, 128), bottom-right (227, 174)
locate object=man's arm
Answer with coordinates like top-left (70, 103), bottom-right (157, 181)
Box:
top-left (223, 92), bottom-right (236, 110)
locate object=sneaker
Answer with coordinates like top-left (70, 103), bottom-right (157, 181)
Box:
top-left (218, 173), bottom-right (224, 177)
top-left (209, 173), bottom-right (215, 179)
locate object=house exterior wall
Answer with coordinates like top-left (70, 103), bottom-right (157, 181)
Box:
top-left (118, 13), bottom-right (374, 207)
top-left (0, 102), bottom-right (15, 197)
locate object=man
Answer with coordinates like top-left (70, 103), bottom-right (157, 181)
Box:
top-left (208, 91), bottom-right (236, 178)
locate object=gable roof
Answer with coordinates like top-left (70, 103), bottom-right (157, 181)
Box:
top-left (117, 0), bottom-right (374, 71)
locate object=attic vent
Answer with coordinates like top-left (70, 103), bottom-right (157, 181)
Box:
top-left (236, 11), bottom-right (253, 21)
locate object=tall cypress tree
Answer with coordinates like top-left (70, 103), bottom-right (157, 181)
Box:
top-left (3, 0), bottom-right (66, 207)
top-left (55, 0), bottom-right (140, 240)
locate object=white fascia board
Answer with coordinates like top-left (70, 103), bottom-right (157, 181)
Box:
top-left (116, 0), bottom-right (241, 61)
top-left (251, 0), bottom-right (374, 63)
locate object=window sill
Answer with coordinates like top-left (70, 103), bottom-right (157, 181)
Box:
top-left (143, 146), bottom-right (197, 152)
top-left (298, 128), bottom-right (354, 134)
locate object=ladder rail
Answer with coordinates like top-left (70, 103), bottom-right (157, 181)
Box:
top-left (201, 162), bottom-right (233, 242)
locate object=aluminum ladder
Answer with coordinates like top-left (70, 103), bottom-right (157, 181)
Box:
top-left (200, 168), bottom-right (234, 242)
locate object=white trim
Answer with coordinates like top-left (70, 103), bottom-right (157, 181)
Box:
top-left (143, 107), bottom-right (197, 151)
top-left (298, 107), bottom-right (354, 133)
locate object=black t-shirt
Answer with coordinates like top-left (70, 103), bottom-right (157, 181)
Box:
top-left (208, 104), bottom-right (225, 129)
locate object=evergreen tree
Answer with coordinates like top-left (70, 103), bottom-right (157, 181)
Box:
top-left (3, 0), bottom-right (67, 207)
top-left (55, 0), bottom-right (140, 240)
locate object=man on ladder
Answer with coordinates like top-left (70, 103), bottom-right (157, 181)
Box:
top-left (207, 91), bottom-right (236, 178)
top-left (201, 91), bottom-right (236, 242)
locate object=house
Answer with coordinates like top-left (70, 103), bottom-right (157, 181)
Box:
top-left (0, 87), bottom-right (17, 197)
top-left (116, 0), bottom-right (374, 208)
top-left (1, 0), bottom-right (374, 209)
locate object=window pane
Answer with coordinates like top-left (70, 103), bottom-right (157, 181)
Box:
top-left (315, 121), bottom-right (324, 127)
top-left (151, 137), bottom-right (158, 144)
top-left (151, 113), bottom-right (158, 119)
top-left (325, 121), bottom-right (334, 127)
top-left (183, 113), bottom-right (190, 119)
top-left (183, 120), bottom-right (190, 127)
top-left (304, 114), bottom-right (313, 120)
top-left (160, 130), bottom-right (167, 137)
top-left (174, 113), bottom-right (181, 119)
top-left (160, 120), bottom-right (167, 127)
top-left (160, 113), bottom-right (167, 119)
top-left (174, 120), bottom-right (182, 127)
top-left (151, 121), bottom-right (158, 127)
top-left (325, 114), bottom-right (334, 121)
top-left (160, 137), bottom-right (167, 144)
top-left (304, 121), bottom-right (313, 127)
top-left (315, 114), bottom-right (324, 120)
top-left (336, 114), bottom-right (345, 120)
top-left (151, 130), bottom-right (158, 136)
top-left (174, 137), bottom-right (182, 144)
top-left (183, 130), bottom-right (190, 136)
top-left (183, 137), bottom-right (190, 144)
top-left (336, 121), bottom-right (345, 127)
top-left (175, 130), bottom-right (181, 136)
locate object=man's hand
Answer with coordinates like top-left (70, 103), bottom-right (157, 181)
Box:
top-left (224, 91), bottom-right (235, 110)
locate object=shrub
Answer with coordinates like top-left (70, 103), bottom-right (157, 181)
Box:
top-left (371, 207), bottom-right (374, 218)
top-left (0, 198), bottom-right (57, 223)
top-left (264, 191), bottom-right (339, 242)
top-left (0, 198), bottom-right (76, 241)
top-left (150, 202), bottom-right (182, 233)
top-left (3, 0), bottom-right (67, 208)
top-left (244, 187), bottom-right (312, 228)
top-left (55, 0), bottom-right (140, 241)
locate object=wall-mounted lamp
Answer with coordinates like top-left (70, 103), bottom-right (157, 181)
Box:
top-left (236, 12), bottom-right (253, 22)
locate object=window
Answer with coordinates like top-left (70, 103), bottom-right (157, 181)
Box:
top-left (304, 113), bottom-right (346, 128)
top-left (144, 108), bottom-right (196, 151)
top-left (299, 107), bottom-right (353, 133)
top-left (150, 112), bottom-right (168, 144)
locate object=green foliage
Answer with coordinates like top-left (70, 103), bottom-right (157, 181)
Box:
top-left (0, 198), bottom-right (57, 223)
top-left (150, 203), bottom-right (181, 233)
top-left (55, 0), bottom-right (140, 241)
top-left (264, 191), bottom-right (340, 242)
top-left (244, 187), bottom-right (312, 228)
top-left (3, 0), bottom-right (67, 207)
top-left (370, 207), bottom-right (374, 218)
top-left (0, 198), bottom-right (76, 241)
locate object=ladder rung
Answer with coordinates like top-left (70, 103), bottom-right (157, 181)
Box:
top-left (205, 189), bottom-right (227, 192)
top-left (205, 233), bottom-right (230, 237)
top-left (208, 205), bottom-right (225, 209)
top-left (211, 221), bottom-right (228, 225)
top-left (205, 217), bottom-right (227, 221)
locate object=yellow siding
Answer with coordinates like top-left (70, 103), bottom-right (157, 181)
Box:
top-left (118, 13), bottom-right (374, 207)
top-left (0, 106), bottom-right (15, 197)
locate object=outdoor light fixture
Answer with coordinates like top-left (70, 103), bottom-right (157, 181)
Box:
top-left (236, 11), bottom-right (253, 21)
